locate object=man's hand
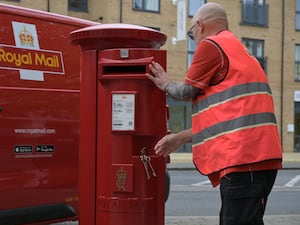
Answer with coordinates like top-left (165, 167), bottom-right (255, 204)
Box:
top-left (145, 61), bottom-right (169, 91)
top-left (154, 129), bottom-right (192, 157)
top-left (146, 61), bottom-right (201, 100)
top-left (154, 133), bottom-right (182, 157)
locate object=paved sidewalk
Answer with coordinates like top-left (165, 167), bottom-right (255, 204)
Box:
top-left (53, 215), bottom-right (300, 225)
top-left (168, 152), bottom-right (300, 170)
top-left (165, 215), bottom-right (300, 225)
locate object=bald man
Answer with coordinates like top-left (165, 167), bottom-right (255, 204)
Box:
top-left (146, 2), bottom-right (282, 225)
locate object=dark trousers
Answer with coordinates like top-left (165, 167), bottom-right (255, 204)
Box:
top-left (219, 169), bottom-right (277, 225)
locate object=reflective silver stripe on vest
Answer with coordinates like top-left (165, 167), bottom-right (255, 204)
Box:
top-left (192, 112), bottom-right (277, 147)
top-left (192, 82), bottom-right (272, 115)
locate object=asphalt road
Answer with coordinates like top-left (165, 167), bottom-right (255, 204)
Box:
top-left (165, 169), bottom-right (300, 216)
top-left (51, 168), bottom-right (300, 225)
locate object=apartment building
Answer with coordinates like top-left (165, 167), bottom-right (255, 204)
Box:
top-left (1, 0), bottom-right (300, 153)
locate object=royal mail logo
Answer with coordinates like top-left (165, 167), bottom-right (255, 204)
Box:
top-left (0, 45), bottom-right (63, 73)
top-left (0, 21), bottom-right (65, 81)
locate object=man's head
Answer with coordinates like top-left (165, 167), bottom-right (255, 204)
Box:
top-left (188, 2), bottom-right (228, 43)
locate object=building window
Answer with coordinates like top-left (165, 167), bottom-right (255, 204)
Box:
top-left (295, 102), bottom-right (300, 152)
top-left (133, 0), bottom-right (160, 13)
top-left (187, 39), bottom-right (197, 68)
top-left (296, 0), bottom-right (300, 30)
top-left (68, 0), bottom-right (88, 12)
top-left (241, 0), bottom-right (268, 27)
top-left (295, 45), bottom-right (300, 81)
top-left (188, 0), bottom-right (205, 17)
top-left (167, 97), bottom-right (192, 152)
top-left (242, 38), bottom-right (267, 71)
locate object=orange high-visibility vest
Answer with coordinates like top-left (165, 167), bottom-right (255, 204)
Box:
top-left (192, 30), bottom-right (282, 175)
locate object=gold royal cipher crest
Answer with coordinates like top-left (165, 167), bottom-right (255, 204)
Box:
top-left (116, 167), bottom-right (128, 191)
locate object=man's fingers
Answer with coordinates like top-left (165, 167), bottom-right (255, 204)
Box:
top-left (145, 73), bottom-right (155, 81)
top-left (146, 61), bottom-right (169, 91)
top-left (154, 137), bottom-right (170, 157)
top-left (149, 64), bottom-right (158, 77)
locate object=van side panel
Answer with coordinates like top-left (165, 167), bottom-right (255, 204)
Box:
top-left (0, 4), bottom-right (98, 224)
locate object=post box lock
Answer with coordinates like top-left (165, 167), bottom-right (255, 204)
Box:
top-left (120, 49), bottom-right (129, 58)
top-left (140, 147), bottom-right (157, 180)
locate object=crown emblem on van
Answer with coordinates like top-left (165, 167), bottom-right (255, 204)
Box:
top-left (19, 25), bottom-right (34, 46)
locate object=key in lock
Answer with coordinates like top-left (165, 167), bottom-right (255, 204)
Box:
top-left (140, 147), bottom-right (157, 180)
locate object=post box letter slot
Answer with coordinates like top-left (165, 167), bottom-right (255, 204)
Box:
top-left (103, 65), bottom-right (146, 75)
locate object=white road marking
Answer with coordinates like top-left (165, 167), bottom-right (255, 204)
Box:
top-left (284, 175), bottom-right (300, 187)
top-left (191, 180), bottom-right (211, 186)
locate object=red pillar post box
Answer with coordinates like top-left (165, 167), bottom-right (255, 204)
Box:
top-left (70, 24), bottom-right (168, 225)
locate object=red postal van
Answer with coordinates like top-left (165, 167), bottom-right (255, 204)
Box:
top-left (0, 4), bottom-right (98, 225)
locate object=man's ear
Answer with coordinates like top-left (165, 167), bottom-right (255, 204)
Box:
top-left (198, 20), bottom-right (204, 33)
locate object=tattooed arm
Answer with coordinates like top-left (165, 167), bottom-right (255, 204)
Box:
top-left (164, 81), bottom-right (201, 101)
top-left (145, 61), bottom-right (201, 100)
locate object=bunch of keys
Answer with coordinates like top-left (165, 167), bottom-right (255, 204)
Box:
top-left (140, 147), bottom-right (157, 180)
